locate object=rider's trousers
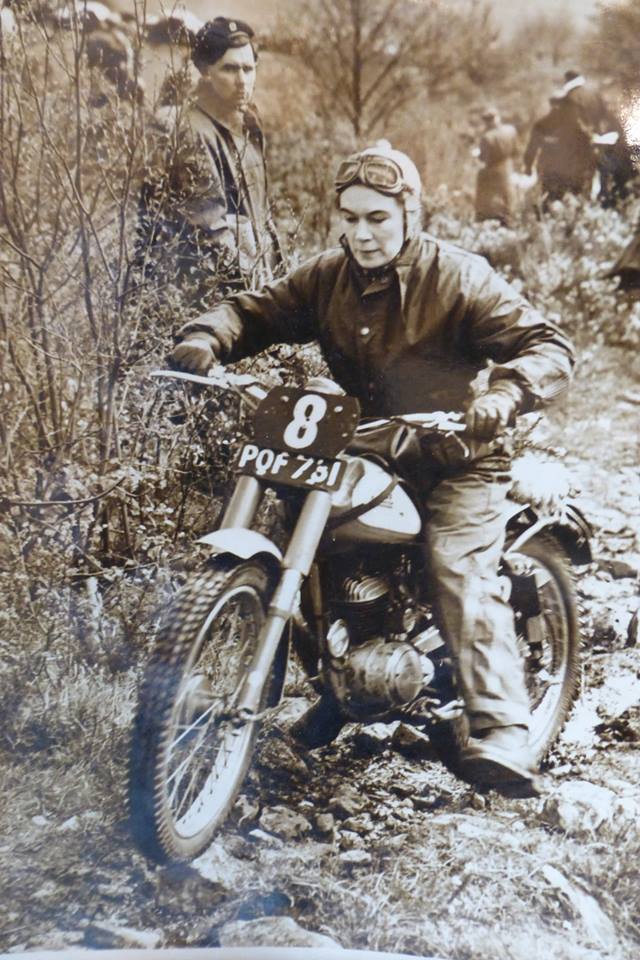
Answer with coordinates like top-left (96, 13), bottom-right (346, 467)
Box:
top-left (424, 458), bottom-right (531, 732)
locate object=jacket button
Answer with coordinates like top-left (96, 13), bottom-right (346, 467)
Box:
top-left (360, 326), bottom-right (370, 336)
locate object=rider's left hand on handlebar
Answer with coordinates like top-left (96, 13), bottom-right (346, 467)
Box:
top-left (171, 335), bottom-right (220, 376)
top-left (464, 381), bottom-right (524, 441)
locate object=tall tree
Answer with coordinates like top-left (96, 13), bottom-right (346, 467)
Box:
top-left (507, 10), bottom-right (581, 70)
top-left (267, 0), bottom-right (498, 137)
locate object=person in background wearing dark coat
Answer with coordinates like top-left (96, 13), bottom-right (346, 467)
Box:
top-left (562, 69), bottom-right (611, 135)
top-left (474, 107), bottom-right (519, 227)
top-left (524, 92), bottom-right (595, 208)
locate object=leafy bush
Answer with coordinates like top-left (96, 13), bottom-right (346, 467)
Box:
top-left (429, 193), bottom-right (640, 347)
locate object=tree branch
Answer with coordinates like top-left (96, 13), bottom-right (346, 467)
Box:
top-left (2, 477), bottom-right (127, 509)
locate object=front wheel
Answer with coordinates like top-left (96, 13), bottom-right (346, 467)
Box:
top-left (429, 530), bottom-right (582, 769)
top-left (129, 558), bottom-right (278, 863)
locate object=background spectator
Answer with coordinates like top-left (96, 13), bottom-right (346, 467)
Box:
top-left (524, 92), bottom-right (595, 207)
top-left (474, 106), bottom-right (520, 226)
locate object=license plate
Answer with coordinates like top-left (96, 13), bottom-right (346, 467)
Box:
top-left (235, 443), bottom-right (347, 492)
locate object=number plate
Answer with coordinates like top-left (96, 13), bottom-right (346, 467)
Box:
top-left (235, 443), bottom-right (347, 492)
top-left (253, 387), bottom-right (360, 458)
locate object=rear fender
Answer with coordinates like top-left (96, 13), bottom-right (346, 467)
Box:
top-left (505, 499), bottom-right (592, 565)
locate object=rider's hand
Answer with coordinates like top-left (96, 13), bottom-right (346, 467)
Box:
top-left (423, 432), bottom-right (470, 468)
top-left (171, 335), bottom-right (219, 376)
top-left (465, 381), bottom-right (524, 441)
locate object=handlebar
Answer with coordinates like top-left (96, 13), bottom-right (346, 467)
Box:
top-left (151, 367), bottom-right (268, 407)
top-left (357, 411), bottom-right (466, 435)
top-left (151, 369), bottom-right (466, 435)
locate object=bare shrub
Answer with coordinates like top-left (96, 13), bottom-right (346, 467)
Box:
top-left (0, 4), bottom-right (261, 765)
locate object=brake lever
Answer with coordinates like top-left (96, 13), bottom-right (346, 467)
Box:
top-left (394, 412), bottom-right (467, 433)
top-left (150, 368), bottom-right (268, 405)
top-left (151, 369), bottom-right (227, 387)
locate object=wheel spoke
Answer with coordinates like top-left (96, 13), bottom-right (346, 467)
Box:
top-left (169, 702), bottom-right (217, 752)
top-left (160, 581), bottom-right (267, 839)
top-left (170, 735), bottom-right (210, 815)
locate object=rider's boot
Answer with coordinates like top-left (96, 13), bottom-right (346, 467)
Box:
top-left (290, 693), bottom-right (346, 749)
top-left (458, 724), bottom-right (541, 797)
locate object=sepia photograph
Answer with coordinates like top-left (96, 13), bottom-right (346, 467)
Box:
top-left (0, 1), bottom-right (639, 958)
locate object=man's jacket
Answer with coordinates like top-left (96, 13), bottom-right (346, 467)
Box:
top-left (182, 103), bottom-right (280, 276)
top-left (181, 232), bottom-right (575, 418)
top-left (524, 106), bottom-right (594, 188)
top-left (140, 101), bottom-right (280, 289)
top-left (564, 81), bottom-right (612, 136)
top-left (476, 122), bottom-right (519, 224)
top-left (479, 123), bottom-right (519, 168)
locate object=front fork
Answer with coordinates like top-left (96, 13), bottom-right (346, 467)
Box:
top-left (219, 477), bottom-right (333, 720)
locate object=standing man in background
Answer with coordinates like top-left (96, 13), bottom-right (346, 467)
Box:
top-left (474, 107), bottom-right (519, 226)
top-left (139, 17), bottom-right (281, 309)
top-left (523, 93), bottom-right (595, 208)
top-left (561, 69), bottom-right (611, 135)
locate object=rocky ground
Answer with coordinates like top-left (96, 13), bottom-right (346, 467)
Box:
top-left (1, 346), bottom-right (639, 959)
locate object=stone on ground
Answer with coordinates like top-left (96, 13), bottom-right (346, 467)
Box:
top-left (218, 915), bottom-right (341, 948)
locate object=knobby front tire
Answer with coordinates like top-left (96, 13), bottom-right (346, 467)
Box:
top-left (129, 558), bottom-right (276, 863)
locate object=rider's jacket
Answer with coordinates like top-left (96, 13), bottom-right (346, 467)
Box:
top-left (180, 232), bottom-right (575, 418)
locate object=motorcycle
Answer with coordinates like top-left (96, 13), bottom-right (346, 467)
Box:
top-left (129, 368), bottom-right (591, 863)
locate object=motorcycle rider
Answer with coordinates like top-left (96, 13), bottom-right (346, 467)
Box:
top-left (172, 141), bottom-right (575, 793)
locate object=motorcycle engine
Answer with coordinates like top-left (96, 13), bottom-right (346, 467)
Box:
top-left (324, 558), bottom-right (442, 718)
top-left (340, 571), bottom-right (392, 637)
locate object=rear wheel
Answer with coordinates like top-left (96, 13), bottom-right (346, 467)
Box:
top-left (509, 531), bottom-right (581, 758)
top-left (429, 530), bottom-right (581, 769)
top-left (129, 558), bottom-right (279, 863)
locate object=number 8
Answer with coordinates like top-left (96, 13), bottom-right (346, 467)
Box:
top-left (283, 394), bottom-right (327, 450)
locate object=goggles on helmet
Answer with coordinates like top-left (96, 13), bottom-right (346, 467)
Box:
top-left (334, 154), bottom-right (407, 195)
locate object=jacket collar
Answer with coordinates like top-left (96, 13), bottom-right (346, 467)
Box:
top-left (395, 234), bottom-right (437, 312)
top-left (193, 102), bottom-right (264, 143)
top-left (340, 232), bottom-right (436, 311)
top-left (563, 75), bottom-right (585, 94)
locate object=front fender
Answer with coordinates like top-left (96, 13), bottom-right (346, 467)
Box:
top-left (197, 529), bottom-right (287, 708)
top-left (197, 529), bottom-right (283, 564)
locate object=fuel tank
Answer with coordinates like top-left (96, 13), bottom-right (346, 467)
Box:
top-left (329, 456), bottom-right (422, 544)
